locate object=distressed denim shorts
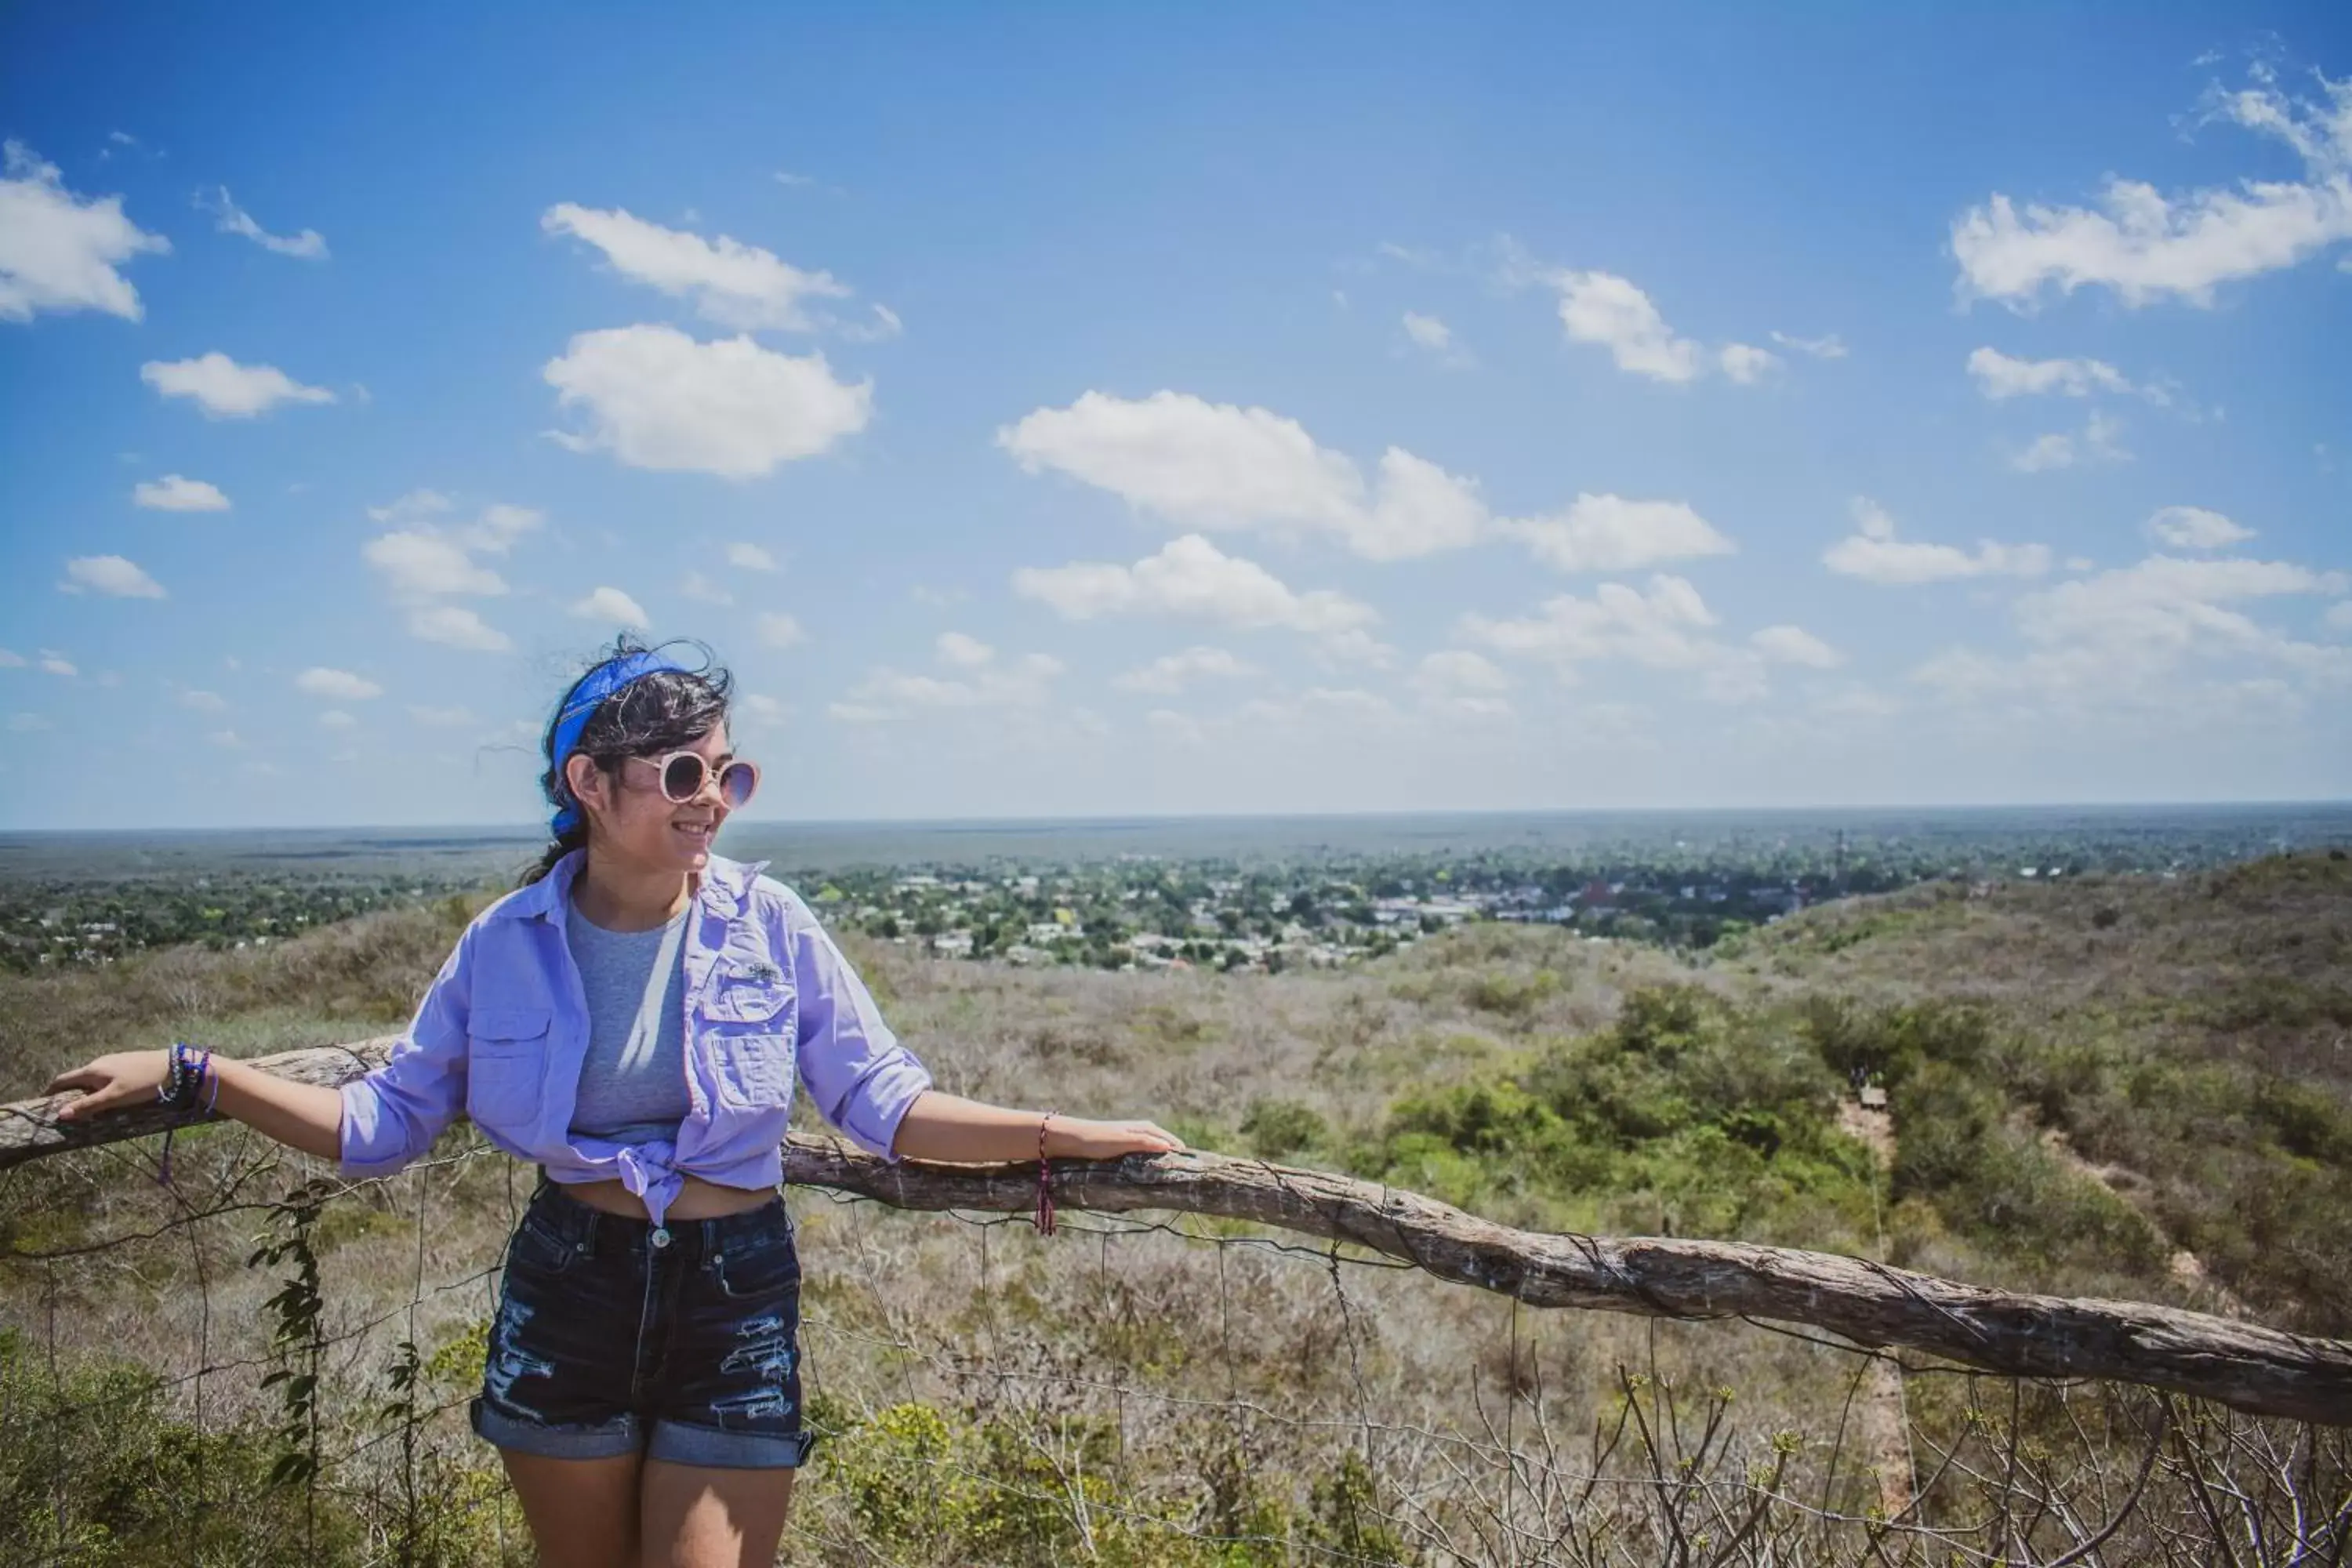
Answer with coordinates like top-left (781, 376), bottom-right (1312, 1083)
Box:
top-left (468, 1181), bottom-right (815, 1468)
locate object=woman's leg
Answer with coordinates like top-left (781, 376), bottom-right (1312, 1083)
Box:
top-left (500, 1449), bottom-right (643, 1568)
top-left (638, 1461), bottom-right (795, 1568)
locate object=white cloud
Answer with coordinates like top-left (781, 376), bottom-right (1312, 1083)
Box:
top-left (318, 709), bottom-right (357, 729)
top-left (1919, 553), bottom-right (2352, 706)
top-left (1013, 534), bottom-right (1377, 637)
top-left (725, 541), bottom-right (779, 572)
top-left (840, 638), bottom-right (1064, 720)
top-left (1007, 390), bottom-right (1740, 573)
top-left (0, 141), bottom-right (169, 321)
top-left (368, 489), bottom-right (452, 523)
top-left (1550, 270), bottom-right (1704, 383)
top-left (1751, 624), bottom-right (1843, 668)
top-left (2020, 556), bottom-right (2347, 648)
top-left (0, 648), bottom-right (22, 667)
top-left (999, 390), bottom-right (1484, 561)
top-left (177, 688), bottom-right (227, 712)
top-left (1401, 311), bottom-right (1453, 351)
top-left (543, 325), bottom-right (871, 477)
top-left (295, 667), bottom-right (382, 701)
top-left (1966, 346), bottom-right (2132, 399)
top-left (1410, 648), bottom-right (1511, 695)
top-left (132, 474), bottom-right (230, 511)
top-left (1462, 575), bottom-right (1719, 670)
top-left (1824, 497), bottom-right (2052, 585)
top-left (407, 704), bottom-right (477, 727)
top-left (1495, 245), bottom-right (1778, 387)
top-left (199, 186), bottom-right (327, 260)
top-left (364, 531), bottom-right (506, 597)
top-left (406, 605), bottom-right (512, 652)
top-left (1461, 578), bottom-right (1826, 706)
top-left (464, 504), bottom-right (543, 554)
top-left (1400, 311), bottom-right (1470, 365)
top-left (1718, 343), bottom-right (1779, 383)
top-left (543, 204), bottom-right (852, 331)
top-left (757, 612), bottom-right (808, 648)
top-left (935, 631), bottom-right (993, 668)
top-left (38, 650), bottom-right (76, 677)
top-left (2325, 601), bottom-right (2352, 633)
top-left (1952, 64), bottom-right (2352, 307)
top-left (1312, 627), bottom-right (1399, 670)
top-left (206, 728), bottom-right (241, 748)
top-left (361, 496), bottom-right (539, 651)
top-left (2146, 505), bottom-right (2255, 549)
top-left (571, 586), bottom-right (649, 628)
top-left (141, 353), bottom-right (336, 418)
top-left (681, 571), bottom-right (732, 605)
top-left (1501, 494), bottom-right (1735, 573)
top-left (1769, 330), bottom-right (1848, 359)
top-left (59, 554), bottom-right (165, 597)
top-left (1003, 390), bottom-right (1358, 536)
top-left (1112, 645), bottom-right (1257, 694)
top-left (2010, 410), bottom-right (2129, 473)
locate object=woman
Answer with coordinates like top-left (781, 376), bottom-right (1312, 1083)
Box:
top-left (49, 637), bottom-right (1185, 1567)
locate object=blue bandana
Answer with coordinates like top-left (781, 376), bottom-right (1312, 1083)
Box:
top-left (547, 649), bottom-right (691, 836)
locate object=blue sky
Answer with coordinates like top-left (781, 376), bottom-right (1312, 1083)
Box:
top-left (2, 2), bottom-right (2348, 830)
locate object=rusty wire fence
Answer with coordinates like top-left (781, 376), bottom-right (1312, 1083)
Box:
top-left (2, 1118), bottom-right (2347, 1568)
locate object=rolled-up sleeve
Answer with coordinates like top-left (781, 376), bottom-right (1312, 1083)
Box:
top-left (783, 890), bottom-right (932, 1162)
top-left (339, 925), bottom-right (474, 1178)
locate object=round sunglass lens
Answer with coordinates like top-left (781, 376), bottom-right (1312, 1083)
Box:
top-left (719, 762), bottom-right (757, 807)
top-left (662, 753), bottom-right (707, 800)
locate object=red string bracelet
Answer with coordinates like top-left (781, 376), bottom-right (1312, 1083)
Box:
top-left (1034, 1109), bottom-right (1057, 1237)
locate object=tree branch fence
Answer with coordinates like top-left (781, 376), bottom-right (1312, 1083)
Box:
top-left (2, 1038), bottom-right (2347, 1566)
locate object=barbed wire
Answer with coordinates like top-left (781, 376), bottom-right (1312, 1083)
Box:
top-left (2, 1131), bottom-right (2347, 1567)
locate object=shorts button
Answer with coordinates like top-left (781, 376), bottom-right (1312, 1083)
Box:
top-left (650, 1226), bottom-right (672, 1250)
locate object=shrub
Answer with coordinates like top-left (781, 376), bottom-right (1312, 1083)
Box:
top-left (1239, 1097), bottom-right (1328, 1160)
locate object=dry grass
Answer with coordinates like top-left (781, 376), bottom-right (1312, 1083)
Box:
top-left (2, 859), bottom-right (2347, 1562)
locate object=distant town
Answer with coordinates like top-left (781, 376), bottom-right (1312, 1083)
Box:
top-left (6, 804), bottom-right (2340, 973)
top-left (808, 847), bottom-right (2091, 972)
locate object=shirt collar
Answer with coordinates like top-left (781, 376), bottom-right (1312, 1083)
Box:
top-left (492, 848), bottom-right (768, 924)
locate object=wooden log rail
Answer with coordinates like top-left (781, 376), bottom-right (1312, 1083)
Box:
top-left (4, 1038), bottom-right (2348, 1428)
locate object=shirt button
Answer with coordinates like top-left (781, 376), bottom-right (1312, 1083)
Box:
top-left (649, 1226), bottom-right (672, 1250)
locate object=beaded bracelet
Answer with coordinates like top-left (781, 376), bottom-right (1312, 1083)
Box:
top-left (1033, 1108), bottom-right (1057, 1237)
top-left (155, 1042), bottom-right (215, 1186)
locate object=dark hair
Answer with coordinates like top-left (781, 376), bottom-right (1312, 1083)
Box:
top-left (521, 634), bottom-right (734, 885)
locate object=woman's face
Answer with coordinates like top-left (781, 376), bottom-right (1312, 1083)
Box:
top-left (567, 723), bottom-right (737, 876)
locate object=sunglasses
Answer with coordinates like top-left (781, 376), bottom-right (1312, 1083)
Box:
top-left (624, 750), bottom-right (760, 808)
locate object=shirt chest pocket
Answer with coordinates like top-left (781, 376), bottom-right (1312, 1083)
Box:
top-left (466, 1007), bottom-right (551, 1125)
top-left (698, 966), bottom-right (795, 1109)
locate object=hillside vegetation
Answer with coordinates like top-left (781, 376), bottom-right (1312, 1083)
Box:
top-left (0, 854), bottom-right (2345, 1563)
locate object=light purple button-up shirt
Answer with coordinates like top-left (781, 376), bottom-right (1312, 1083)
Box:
top-left (339, 849), bottom-right (933, 1226)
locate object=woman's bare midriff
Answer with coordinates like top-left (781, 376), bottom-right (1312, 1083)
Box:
top-left (559, 1174), bottom-right (779, 1220)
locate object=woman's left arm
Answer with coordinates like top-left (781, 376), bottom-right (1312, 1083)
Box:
top-left (891, 1091), bottom-right (1185, 1164)
top-left (778, 883), bottom-right (1183, 1166)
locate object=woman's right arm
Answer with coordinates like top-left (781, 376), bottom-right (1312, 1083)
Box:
top-left (48, 1052), bottom-right (343, 1160)
top-left (47, 923), bottom-right (478, 1174)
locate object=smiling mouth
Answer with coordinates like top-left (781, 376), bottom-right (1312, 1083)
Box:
top-left (673, 821), bottom-right (715, 843)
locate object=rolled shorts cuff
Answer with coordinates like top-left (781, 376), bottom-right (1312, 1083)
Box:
top-left (647, 1419), bottom-right (818, 1470)
top-left (470, 1396), bottom-right (641, 1461)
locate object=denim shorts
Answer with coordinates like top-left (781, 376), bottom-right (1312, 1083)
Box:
top-left (468, 1181), bottom-right (815, 1468)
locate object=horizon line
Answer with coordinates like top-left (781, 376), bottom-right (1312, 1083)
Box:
top-left (2, 797), bottom-right (2349, 839)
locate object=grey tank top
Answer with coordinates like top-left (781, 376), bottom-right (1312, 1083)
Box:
top-left (563, 896), bottom-right (692, 1145)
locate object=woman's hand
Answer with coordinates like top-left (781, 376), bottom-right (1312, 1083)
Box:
top-left (47, 1050), bottom-right (171, 1122)
top-left (1046, 1116), bottom-right (1187, 1160)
